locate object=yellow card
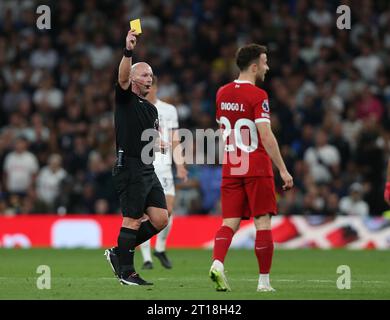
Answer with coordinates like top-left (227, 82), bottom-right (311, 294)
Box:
top-left (130, 19), bottom-right (142, 35)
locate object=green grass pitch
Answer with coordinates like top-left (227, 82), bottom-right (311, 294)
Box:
top-left (0, 248), bottom-right (389, 300)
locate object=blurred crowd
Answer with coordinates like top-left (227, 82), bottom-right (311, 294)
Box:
top-left (1, 0), bottom-right (390, 216)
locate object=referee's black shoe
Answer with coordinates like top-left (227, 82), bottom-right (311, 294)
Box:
top-left (154, 251), bottom-right (172, 269)
top-left (104, 247), bottom-right (120, 279)
top-left (120, 272), bottom-right (153, 286)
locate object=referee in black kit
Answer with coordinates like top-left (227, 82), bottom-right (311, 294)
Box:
top-left (104, 29), bottom-right (168, 285)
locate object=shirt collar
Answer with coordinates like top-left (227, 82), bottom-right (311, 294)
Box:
top-left (234, 79), bottom-right (254, 84)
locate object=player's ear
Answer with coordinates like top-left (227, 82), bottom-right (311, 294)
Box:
top-left (251, 63), bottom-right (258, 73)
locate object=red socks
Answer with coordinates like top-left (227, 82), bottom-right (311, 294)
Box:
top-left (213, 227), bottom-right (274, 274)
top-left (255, 230), bottom-right (274, 274)
top-left (212, 226), bottom-right (234, 263)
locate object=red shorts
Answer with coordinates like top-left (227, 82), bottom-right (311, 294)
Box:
top-left (221, 176), bottom-right (277, 220)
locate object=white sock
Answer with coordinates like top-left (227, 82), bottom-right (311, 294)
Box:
top-left (140, 239), bottom-right (152, 262)
top-left (155, 215), bottom-right (173, 252)
top-left (258, 274), bottom-right (270, 287)
top-left (211, 259), bottom-right (224, 271)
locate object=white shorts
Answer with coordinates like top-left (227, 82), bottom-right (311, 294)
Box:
top-left (154, 166), bottom-right (175, 196)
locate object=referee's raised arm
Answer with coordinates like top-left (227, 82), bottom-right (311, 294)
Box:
top-left (118, 29), bottom-right (138, 90)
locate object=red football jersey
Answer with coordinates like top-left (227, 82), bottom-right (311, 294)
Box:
top-left (216, 80), bottom-right (273, 178)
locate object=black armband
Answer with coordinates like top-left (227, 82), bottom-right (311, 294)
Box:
top-left (123, 48), bottom-right (133, 57)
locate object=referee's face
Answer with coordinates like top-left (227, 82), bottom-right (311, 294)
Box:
top-left (131, 63), bottom-right (153, 97)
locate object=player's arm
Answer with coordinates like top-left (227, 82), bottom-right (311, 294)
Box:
top-left (154, 125), bottom-right (169, 154)
top-left (384, 159), bottom-right (390, 205)
top-left (256, 122), bottom-right (293, 190)
top-left (118, 29), bottom-right (137, 90)
top-left (172, 129), bottom-right (188, 182)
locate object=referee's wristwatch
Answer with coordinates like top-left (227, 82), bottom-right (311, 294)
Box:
top-left (123, 48), bottom-right (133, 57)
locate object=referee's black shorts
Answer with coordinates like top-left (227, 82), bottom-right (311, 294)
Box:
top-left (112, 157), bottom-right (167, 219)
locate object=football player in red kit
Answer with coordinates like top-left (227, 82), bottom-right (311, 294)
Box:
top-left (209, 44), bottom-right (293, 292)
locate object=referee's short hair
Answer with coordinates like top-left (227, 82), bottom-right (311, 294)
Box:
top-left (236, 44), bottom-right (268, 71)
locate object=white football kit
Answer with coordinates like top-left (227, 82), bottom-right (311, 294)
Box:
top-left (153, 99), bottom-right (179, 196)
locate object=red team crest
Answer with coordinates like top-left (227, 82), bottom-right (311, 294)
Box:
top-left (216, 80), bottom-right (277, 219)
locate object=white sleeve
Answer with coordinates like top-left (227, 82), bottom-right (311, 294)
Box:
top-left (329, 147), bottom-right (341, 165)
top-left (30, 154), bottom-right (39, 174)
top-left (359, 202), bottom-right (369, 216)
top-left (36, 169), bottom-right (44, 187)
top-left (339, 198), bottom-right (348, 214)
top-left (171, 107), bottom-right (179, 129)
top-left (304, 148), bottom-right (316, 165)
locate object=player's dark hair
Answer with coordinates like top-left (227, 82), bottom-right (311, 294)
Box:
top-left (236, 44), bottom-right (268, 71)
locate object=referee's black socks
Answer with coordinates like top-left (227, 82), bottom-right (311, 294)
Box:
top-left (135, 220), bottom-right (159, 247)
top-left (117, 227), bottom-right (138, 276)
